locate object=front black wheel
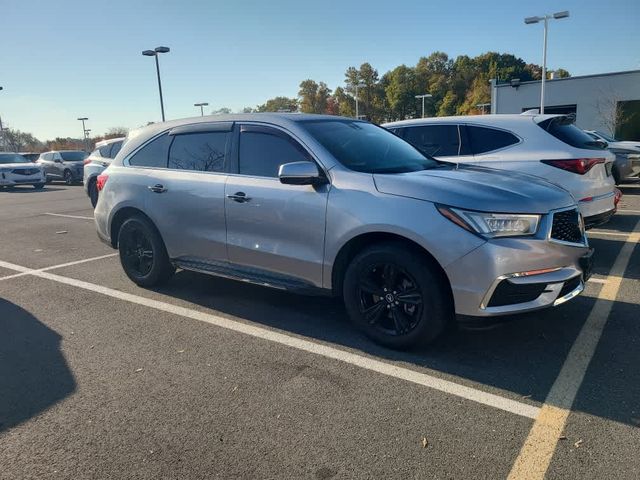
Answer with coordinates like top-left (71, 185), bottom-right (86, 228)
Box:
top-left (63, 170), bottom-right (74, 185)
top-left (88, 179), bottom-right (99, 208)
top-left (118, 216), bottom-right (175, 287)
top-left (343, 243), bottom-right (451, 349)
top-left (33, 183), bottom-right (45, 190)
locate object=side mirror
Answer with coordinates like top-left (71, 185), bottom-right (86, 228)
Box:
top-left (278, 161), bottom-right (326, 185)
top-left (54, 158), bottom-right (62, 163)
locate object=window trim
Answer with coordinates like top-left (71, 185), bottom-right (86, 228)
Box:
top-left (230, 122), bottom-right (327, 181)
top-left (460, 123), bottom-right (523, 155)
top-left (167, 130), bottom-right (231, 174)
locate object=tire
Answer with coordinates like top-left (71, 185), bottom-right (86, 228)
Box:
top-left (88, 179), bottom-right (99, 208)
top-left (33, 183), bottom-right (45, 189)
top-left (118, 215), bottom-right (175, 287)
top-left (63, 170), bottom-right (74, 185)
top-left (343, 242), bottom-right (451, 349)
top-left (612, 165), bottom-right (621, 185)
top-left (45, 176), bottom-right (52, 184)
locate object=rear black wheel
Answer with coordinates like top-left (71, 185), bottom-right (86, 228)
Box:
top-left (33, 183), bottom-right (45, 189)
top-left (88, 179), bottom-right (99, 208)
top-left (118, 216), bottom-right (175, 287)
top-left (63, 170), bottom-right (74, 185)
top-left (612, 165), bottom-right (621, 185)
top-left (343, 243), bottom-right (451, 349)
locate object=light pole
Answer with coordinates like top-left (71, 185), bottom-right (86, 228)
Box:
top-left (0, 87), bottom-right (4, 150)
top-left (77, 117), bottom-right (89, 151)
top-left (142, 46), bottom-right (170, 121)
top-left (353, 83), bottom-right (365, 119)
top-left (415, 93), bottom-right (432, 118)
top-left (194, 102), bottom-right (209, 116)
top-left (524, 11), bottom-right (569, 114)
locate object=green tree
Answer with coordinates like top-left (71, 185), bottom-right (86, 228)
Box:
top-left (298, 80), bottom-right (332, 113)
top-left (256, 96), bottom-right (298, 112)
top-left (553, 68), bottom-right (571, 78)
top-left (384, 65), bottom-right (418, 121)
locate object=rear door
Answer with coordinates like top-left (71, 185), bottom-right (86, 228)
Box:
top-left (224, 124), bottom-right (329, 287)
top-left (129, 123), bottom-right (232, 262)
top-left (462, 124), bottom-right (521, 166)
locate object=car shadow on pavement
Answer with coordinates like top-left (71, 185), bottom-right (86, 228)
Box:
top-left (0, 186), bottom-right (67, 193)
top-left (0, 298), bottom-right (76, 432)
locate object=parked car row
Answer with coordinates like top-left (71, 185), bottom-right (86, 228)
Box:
top-left (584, 130), bottom-right (640, 183)
top-left (94, 113), bottom-right (594, 349)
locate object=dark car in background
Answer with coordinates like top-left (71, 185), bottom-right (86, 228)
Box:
top-left (19, 152), bottom-right (41, 162)
top-left (37, 150), bottom-right (88, 185)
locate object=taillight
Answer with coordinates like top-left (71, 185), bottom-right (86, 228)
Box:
top-left (83, 158), bottom-right (92, 165)
top-left (541, 158), bottom-right (606, 175)
top-left (614, 188), bottom-right (622, 207)
top-left (96, 174), bottom-right (108, 192)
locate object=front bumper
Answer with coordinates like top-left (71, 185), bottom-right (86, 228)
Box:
top-left (445, 234), bottom-right (591, 317)
top-left (584, 208), bottom-right (616, 229)
top-left (0, 171), bottom-right (46, 186)
top-left (578, 190), bottom-right (615, 224)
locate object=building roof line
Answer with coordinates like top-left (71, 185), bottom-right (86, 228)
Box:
top-left (494, 69), bottom-right (640, 88)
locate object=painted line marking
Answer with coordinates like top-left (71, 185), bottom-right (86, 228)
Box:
top-left (508, 220), bottom-right (640, 480)
top-left (0, 253), bottom-right (118, 282)
top-left (44, 212), bottom-right (94, 220)
top-left (617, 209), bottom-right (640, 214)
top-left (0, 258), bottom-right (540, 420)
top-left (588, 231), bottom-right (629, 237)
top-left (588, 278), bottom-right (607, 285)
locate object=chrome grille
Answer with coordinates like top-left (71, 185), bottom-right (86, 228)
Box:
top-left (12, 168), bottom-right (40, 175)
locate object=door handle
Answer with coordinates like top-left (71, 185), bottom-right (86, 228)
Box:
top-left (148, 184), bottom-right (167, 193)
top-left (226, 192), bottom-right (251, 203)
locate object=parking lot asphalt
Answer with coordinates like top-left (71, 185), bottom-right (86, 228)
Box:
top-left (1, 181), bottom-right (639, 479)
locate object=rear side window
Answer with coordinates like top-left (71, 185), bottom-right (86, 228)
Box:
top-left (466, 126), bottom-right (519, 154)
top-left (98, 145), bottom-right (111, 157)
top-left (402, 125), bottom-right (460, 157)
top-left (129, 134), bottom-right (171, 168)
top-left (168, 132), bottom-right (228, 172)
top-left (239, 129), bottom-right (310, 177)
top-left (110, 141), bottom-right (123, 158)
top-left (538, 117), bottom-right (606, 151)
top-left (60, 151), bottom-right (87, 161)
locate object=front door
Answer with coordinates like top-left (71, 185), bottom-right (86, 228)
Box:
top-left (224, 124), bottom-right (329, 288)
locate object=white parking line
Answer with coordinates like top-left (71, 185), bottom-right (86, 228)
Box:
top-left (588, 231), bottom-right (628, 237)
top-left (508, 220), bottom-right (640, 480)
top-left (44, 212), bottom-right (94, 220)
top-left (617, 209), bottom-right (640, 214)
top-left (588, 278), bottom-right (607, 284)
top-left (0, 257), bottom-right (540, 420)
top-left (0, 253), bottom-right (118, 281)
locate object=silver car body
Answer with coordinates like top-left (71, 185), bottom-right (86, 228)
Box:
top-left (0, 153), bottom-right (46, 187)
top-left (83, 137), bottom-right (125, 196)
top-left (37, 150), bottom-right (87, 182)
top-left (585, 130), bottom-right (639, 179)
top-left (95, 114), bottom-right (591, 317)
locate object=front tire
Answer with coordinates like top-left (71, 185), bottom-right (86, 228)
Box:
top-left (88, 179), bottom-right (99, 208)
top-left (118, 215), bottom-right (175, 287)
top-left (33, 183), bottom-right (45, 189)
top-left (343, 243), bottom-right (451, 349)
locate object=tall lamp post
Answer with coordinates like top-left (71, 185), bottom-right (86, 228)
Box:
top-left (524, 11), bottom-right (569, 114)
top-left (415, 93), bottom-right (432, 118)
top-left (142, 46), bottom-right (170, 121)
top-left (194, 102), bottom-right (209, 116)
top-left (0, 87), bottom-right (4, 150)
top-left (353, 82), bottom-right (365, 119)
top-left (77, 117), bottom-right (89, 151)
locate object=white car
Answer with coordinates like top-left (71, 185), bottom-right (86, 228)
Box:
top-left (384, 114), bottom-right (617, 229)
top-left (585, 130), bottom-right (639, 182)
top-left (0, 152), bottom-right (46, 189)
top-left (83, 137), bottom-right (125, 207)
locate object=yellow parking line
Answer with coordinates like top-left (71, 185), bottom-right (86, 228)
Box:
top-left (508, 221), bottom-right (640, 480)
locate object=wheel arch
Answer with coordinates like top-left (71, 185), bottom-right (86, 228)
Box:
top-left (109, 206), bottom-right (159, 249)
top-left (330, 232), bottom-right (453, 304)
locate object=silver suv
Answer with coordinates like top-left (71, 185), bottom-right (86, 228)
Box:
top-left (84, 137), bottom-right (125, 207)
top-left (95, 114), bottom-right (593, 348)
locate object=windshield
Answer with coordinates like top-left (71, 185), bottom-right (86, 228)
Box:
top-left (0, 153), bottom-right (30, 164)
top-left (595, 131), bottom-right (617, 142)
top-left (301, 120), bottom-right (440, 173)
top-left (60, 151), bottom-right (88, 161)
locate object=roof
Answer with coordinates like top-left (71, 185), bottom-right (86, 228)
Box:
top-left (95, 137), bottom-right (125, 147)
top-left (383, 113), bottom-right (564, 128)
top-left (494, 69), bottom-right (640, 88)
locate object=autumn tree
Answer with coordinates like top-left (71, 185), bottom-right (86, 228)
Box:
top-left (256, 96), bottom-right (298, 112)
top-left (298, 80), bottom-right (332, 114)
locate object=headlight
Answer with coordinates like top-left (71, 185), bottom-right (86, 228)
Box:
top-left (437, 205), bottom-right (540, 238)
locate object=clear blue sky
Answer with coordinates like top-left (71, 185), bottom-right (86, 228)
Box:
top-left (1, 0), bottom-right (638, 140)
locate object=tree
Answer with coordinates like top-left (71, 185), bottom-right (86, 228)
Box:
top-left (212, 107), bottom-right (232, 115)
top-left (105, 127), bottom-right (128, 139)
top-left (1, 128), bottom-right (43, 152)
top-left (595, 88), bottom-right (628, 136)
top-left (242, 106), bottom-right (255, 113)
top-left (384, 65), bottom-right (418, 121)
top-left (553, 68), bottom-right (571, 79)
top-left (298, 80), bottom-right (332, 114)
top-left (256, 96), bottom-right (298, 112)
top-left (331, 87), bottom-right (354, 117)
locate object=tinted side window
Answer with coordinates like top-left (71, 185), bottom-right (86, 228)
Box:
top-left (239, 130), bottom-right (310, 177)
top-left (538, 118), bottom-right (606, 151)
top-left (129, 134), bottom-right (171, 168)
top-left (99, 145), bottom-right (111, 157)
top-left (168, 132), bottom-right (228, 172)
top-left (403, 125), bottom-right (459, 157)
top-left (110, 141), bottom-right (123, 159)
top-left (467, 126), bottom-right (519, 154)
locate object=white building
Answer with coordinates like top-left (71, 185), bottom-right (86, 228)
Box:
top-left (490, 69), bottom-right (640, 140)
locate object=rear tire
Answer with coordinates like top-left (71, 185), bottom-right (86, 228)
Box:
top-left (33, 183), bottom-right (45, 189)
top-left (117, 215), bottom-right (175, 287)
top-left (343, 243), bottom-right (451, 349)
top-left (88, 179), bottom-right (99, 208)
top-left (612, 165), bottom-right (621, 185)
top-left (63, 170), bottom-right (74, 185)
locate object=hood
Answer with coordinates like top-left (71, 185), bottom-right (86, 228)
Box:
top-left (1, 163), bottom-right (42, 170)
top-left (374, 164), bottom-right (575, 214)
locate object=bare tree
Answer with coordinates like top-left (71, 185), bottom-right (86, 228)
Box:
top-left (1, 128), bottom-right (43, 152)
top-left (595, 88), bottom-right (628, 136)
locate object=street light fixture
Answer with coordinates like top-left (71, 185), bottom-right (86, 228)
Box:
top-left (142, 46), bottom-right (171, 121)
top-left (415, 93), bottom-right (433, 118)
top-left (352, 83), bottom-right (366, 119)
top-left (194, 102), bottom-right (209, 116)
top-left (77, 117), bottom-right (89, 151)
top-left (524, 11), bottom-right (569, 114)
